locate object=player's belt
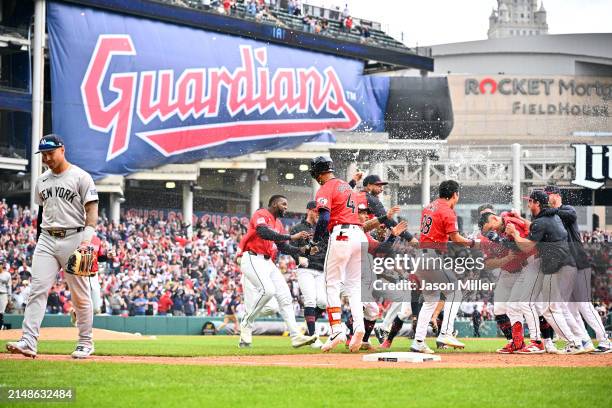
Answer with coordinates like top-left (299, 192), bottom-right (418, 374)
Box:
top-left (247, 251), bottom-right (271, 260)
top-left (337, 224), bottom-right (361, 230)
top-left (45, 227), bottom-right (84, 238)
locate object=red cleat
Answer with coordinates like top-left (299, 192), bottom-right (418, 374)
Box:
top-left (516, 340), bottom-right (545, 354)
top-left (496, 341), bottom-right (515, 354)
top-left (379, 339), bottom-right (392, 349)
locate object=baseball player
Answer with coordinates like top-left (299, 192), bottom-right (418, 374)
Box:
top-left (308, 156), bottom-right (369, 352)
top-left (6, 134), bottom-right (99, 359)
top-left (411, 180), bottom-right (479, 354)
top-left (290, 201), bottom-right (326, 349)
top-left (0, 263), bottom-right (11, 329)
top-left (479, 211), bottom-right (544, 353)
top-left (544, 185), bottom-right (611, 354)
top-left (237, 195), bottom-right (317, 348)
top-left (505, 190), bottom-right (585, 354)
top-left (353, 203), bottom-right (407, 349)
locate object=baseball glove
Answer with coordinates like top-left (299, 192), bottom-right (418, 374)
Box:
top-left (66, 246), bottom-right (96, 277)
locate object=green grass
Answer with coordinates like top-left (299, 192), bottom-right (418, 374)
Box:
top-left (0, 360), bottom-right (609, 408)
top-left (0, 336), bottom-right (505, 357)
top-left (1, 337), bottom-right (609, 407)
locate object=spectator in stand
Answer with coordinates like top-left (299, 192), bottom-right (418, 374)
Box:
top-left (222, 0), bottom-right (231, 15)
top-left (158, 290), bottom-right (173, 316)
top-left (133, 291), bottom-right (148, 316)
top-left (246, 0), bottom-right (257, 16)
top-left (288, 0), bottom-right (295, 15)
top-left (342, 3), bottom-right (350, 21)
top-left (183, 289), bottom-right (197, 316)
top-left (343, 16), bottom-right (353, 33)
top-left (360, 26), bottom-right (371, 43)
top-left (110, 290), bottom-right (124, 315)
top-left (302, 15), bottom-right (310, 32)
top-left (472, 305), bottom-right (482, 337)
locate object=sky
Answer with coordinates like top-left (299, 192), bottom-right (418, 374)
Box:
top-left (305, 0), bottom-right (612, 47)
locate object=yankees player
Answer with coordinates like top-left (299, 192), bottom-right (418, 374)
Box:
top-left (545, 185), bottom-right (611, 354)
top-left (6, 134), bottom-right (98, 359)
top-left (0, 264), bottom-right (11, 329)
top-left (309, 156), bottom-right (368, 352)
top-left (290, 201), bottom-right (326, 349)
top-left (411, 180), bottom-right (479, 354)
top-left (238, 195), bottom-right (317, 348)
top-left (505, 190), bottom-right (585, 354)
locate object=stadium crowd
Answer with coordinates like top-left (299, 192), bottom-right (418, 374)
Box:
top-left (1, 201), bottom-right (610, 326)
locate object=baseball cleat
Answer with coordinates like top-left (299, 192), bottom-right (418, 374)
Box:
top-left (239, 325), bottom-right (252, 346)
top-left (436, 334), bottom-right (465, 349)
top-left (360, 341), bottom-right (376, 351)
top-left (516, 340), bottom-right (545, 354)
top-left (591, 339), bottom-right (611, 354)
top-left (544, 339), bottom-right (560, 354)
top-left (564, 342), bottom-right (586, 355)
top-left (374, 327), bottom-right (389, 344)
top-left (581, 339), bottom-right (595, 353)
top-left (238, 341), bottom-right (252, 348)
top-left (310, 338), bottom-right (323, 349)
top-left (291, 333), bottom-right (318, 348)
top-left (379, 339), bottom-right (392, 349)
top-left (321, 331), bottom-right (347, 353)
top-left (496, 341), bottom-right (515, 354)
top-left (6, 340), bottom-right (37, 359)
top-left (348, 331), bottom-right (364, 353)
top-left (71, 345), bottom-right (94, 359)
top-left (410, 340), bottom-right (434, 354)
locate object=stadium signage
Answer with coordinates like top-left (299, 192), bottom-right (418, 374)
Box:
top-left (571, 144), bottom-right (612, 189)
top-left (47, 2), bottom-right (388, 179)
top-left (465, 77), bottom-right (611, 117)
top-left (81, 36), bottom-right (360, 161)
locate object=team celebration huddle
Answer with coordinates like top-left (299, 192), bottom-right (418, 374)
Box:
top-left (234, 155), bottom-right (611, 355)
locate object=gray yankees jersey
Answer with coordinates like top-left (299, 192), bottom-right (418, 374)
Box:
top-left (34, 165), bottom-right (98, 229)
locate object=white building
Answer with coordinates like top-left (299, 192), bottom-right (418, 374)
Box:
top-left (488, 0), bottom-right (548, 39)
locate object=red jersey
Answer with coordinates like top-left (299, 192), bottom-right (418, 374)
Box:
top-left (419, 198), bottom-right (458, 250)
top-left (480, 212), bottom-right (535, 272)
top-left (238, 208), bottom-right (286, 259)
top-left (315, 178), bottom-right (362, 231)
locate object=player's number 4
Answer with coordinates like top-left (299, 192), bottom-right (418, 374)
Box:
top-left (346, 194), bottom-right (356, 213)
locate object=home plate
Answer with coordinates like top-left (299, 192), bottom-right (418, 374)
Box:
top-left (362, 352), bottom-right (441, 363)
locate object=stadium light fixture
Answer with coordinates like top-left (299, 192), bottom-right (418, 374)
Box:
top-left (285, 173), bottom-right (295, 180)
top-left (299, 164), bottom-right (309, 171)
top-left (165, 181), bottom-right (176, 189)
top-left (217, 169), bottom-right (226, 173)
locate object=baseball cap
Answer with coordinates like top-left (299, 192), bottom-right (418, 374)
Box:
top-left (306, 200), bottom-right (317, 210)
top-left (357, 203), bottom-right (371, 213)
top-left (363, 174), bottom-right (388, 186)
top-left (35, 134), bottom-right (64, 153)
top-left (544, 185), bottom-right (561, 195)
top-left (523, 189), bottom-right (549, 208)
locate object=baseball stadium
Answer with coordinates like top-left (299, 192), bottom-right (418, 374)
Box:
top-left (0, 0), bottom-right (610, 407)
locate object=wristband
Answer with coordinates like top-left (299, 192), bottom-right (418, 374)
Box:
top-left (82, 225), bottom-right (96, 243)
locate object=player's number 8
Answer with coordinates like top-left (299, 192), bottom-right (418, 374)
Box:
top-left (421, 215), bottom-right (433, 234)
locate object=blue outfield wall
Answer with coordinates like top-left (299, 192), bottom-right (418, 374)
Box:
top-left (3, 314), bottom-right (503, 337)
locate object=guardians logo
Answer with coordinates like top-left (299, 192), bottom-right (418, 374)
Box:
top-left (81, 35), bottom-right (361, 161)
top-left (572, 144), bottom-right (612, 189)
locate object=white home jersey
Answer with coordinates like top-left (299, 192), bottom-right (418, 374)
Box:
top-left (34, 165), bottom-right (98, 229)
